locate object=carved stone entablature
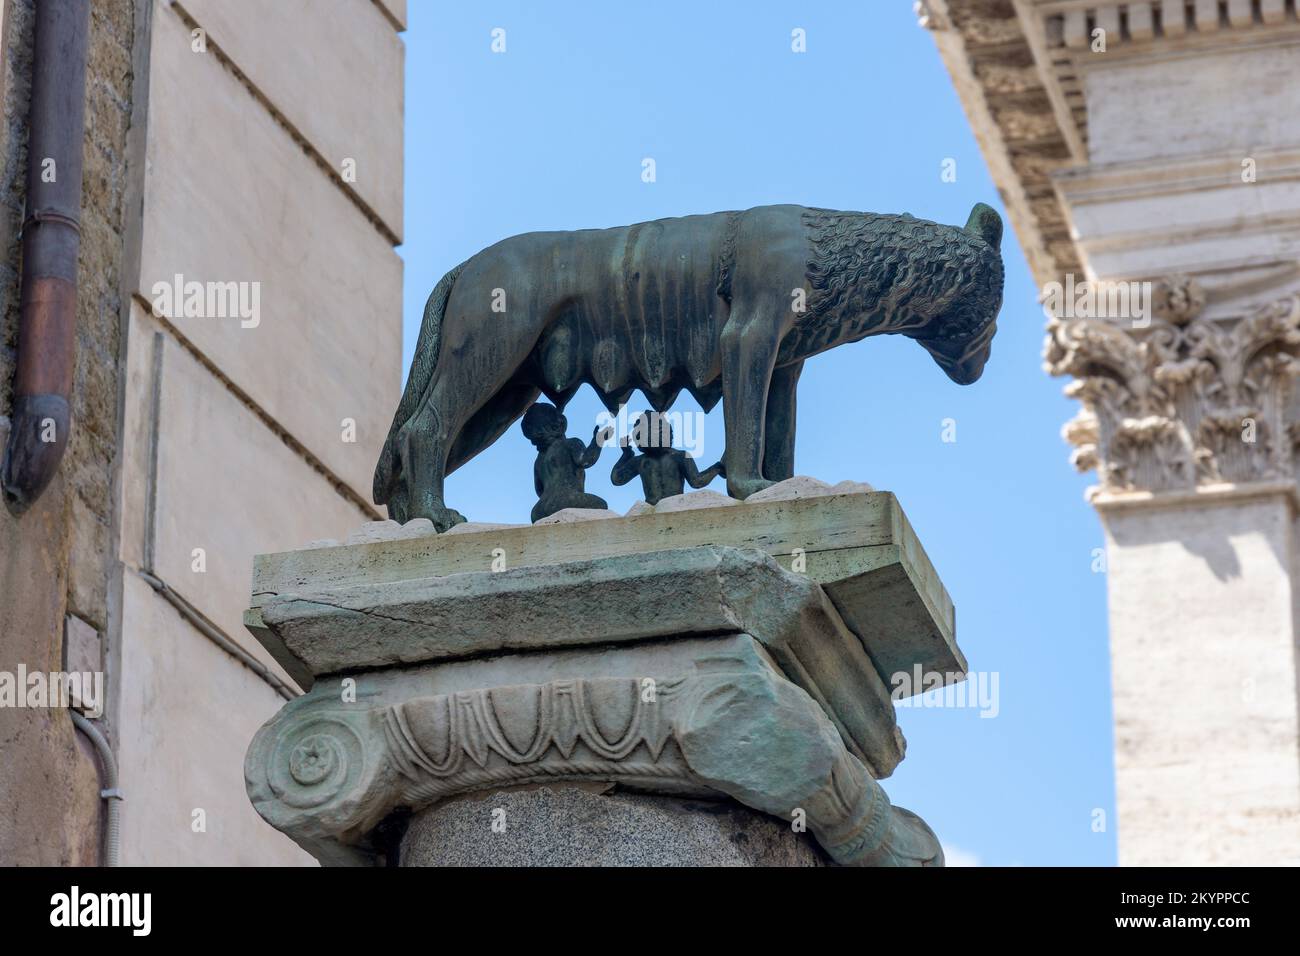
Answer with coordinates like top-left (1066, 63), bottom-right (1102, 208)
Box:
top-left (245, 637), bottom-right (944, 867)
top-left (922, 0), bottom-right (1300, 293)
top-left (916, 1), bottom-right (1084, 288)
top-left (1044, 275), bottom-right (1300, 495)
top-left (913, 0), bottom-right (949, 31)
top-left (1045, 1), bottom-right (1298, 53)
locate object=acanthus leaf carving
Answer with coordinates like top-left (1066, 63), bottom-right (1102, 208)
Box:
top-left (246, 641), bottom-right (943, 867)
top-left (1044, 281), bottom-right (1300, 495)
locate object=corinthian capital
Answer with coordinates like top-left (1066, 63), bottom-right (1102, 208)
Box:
top-left (1043, 277), bottom-right (1300, 496)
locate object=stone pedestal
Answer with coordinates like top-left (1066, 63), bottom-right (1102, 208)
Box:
top-left (242, 488), bottom-right (960, 866)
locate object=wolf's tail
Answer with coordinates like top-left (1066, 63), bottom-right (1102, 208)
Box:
top-left (373, 261), bottom-right (466, 506)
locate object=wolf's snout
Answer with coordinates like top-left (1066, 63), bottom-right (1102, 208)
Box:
top-left (943, 347), bottom-right (989, 385)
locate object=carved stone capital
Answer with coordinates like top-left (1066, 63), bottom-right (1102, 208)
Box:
top-left (245, 636), bottom-right (943, 867)
top-left (1044, 278), bottom-right (1300, 496)
top-left (244, 496), bottom-right (959, 867)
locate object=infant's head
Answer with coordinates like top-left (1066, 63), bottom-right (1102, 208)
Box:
top-left (521, 403), bottom-right (566, 448)
top-left (633, 411), bottom-right (673, 455)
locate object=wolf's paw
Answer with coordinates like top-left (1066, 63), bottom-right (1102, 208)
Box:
top-left (726, 477), bottom-right (775, 500)
top-left (409, 505), bottom-right (466, 533)
top-left (431, 507), bottom-right (467, 533)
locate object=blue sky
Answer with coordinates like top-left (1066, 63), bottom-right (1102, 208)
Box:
top-left (400, 0), bottom-right (1115, 866)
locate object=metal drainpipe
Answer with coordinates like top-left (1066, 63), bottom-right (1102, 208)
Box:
top-left (70, 709), bottom-right (122, 867)
top-left (1, 0), bottom-right (92, 514)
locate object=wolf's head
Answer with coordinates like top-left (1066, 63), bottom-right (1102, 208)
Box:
top-left (912, 203), bottom-right (1004, 385)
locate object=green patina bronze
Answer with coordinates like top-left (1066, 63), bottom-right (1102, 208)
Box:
top-left (520, 402), bottom-right (609, 523)
top-left (375, 203), bottom-right (1004, 530)
top-left (611, 410), bottom-right (725, 506)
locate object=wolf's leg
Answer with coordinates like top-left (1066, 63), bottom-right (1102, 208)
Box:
top-left (720, 312), bottom-right (779, 499)
top-left (762, 360), bottom-right (803, 482)
top-left (403, 318), bottom-right (551, 529)
top-left (398, 398), bottom-right (465, 532)
top-left (401, 362), bottom-right (521, 531)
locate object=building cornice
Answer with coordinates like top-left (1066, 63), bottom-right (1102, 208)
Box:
top-left (920, 0), bottom-right (1300, 288)
top-left (919, 0), bottom-right (1084, 288)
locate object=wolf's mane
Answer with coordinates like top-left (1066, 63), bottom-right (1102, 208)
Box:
top-left (801, 209), bottom-right (1001, 348)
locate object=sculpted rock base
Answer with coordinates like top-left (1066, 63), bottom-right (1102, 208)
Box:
top-left (243, 490), bottom-right (957, 867)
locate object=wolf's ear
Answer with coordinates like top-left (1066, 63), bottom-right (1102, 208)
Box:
top-left (964, 202), bottom-right (1002, 251)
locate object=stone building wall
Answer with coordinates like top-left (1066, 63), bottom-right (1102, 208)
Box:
top-left (110, 0), bottom-right (404, 865)
top-left (0, 0), bottom-right (406, 865)
top-left (0, 0), bottom-right (136, 867)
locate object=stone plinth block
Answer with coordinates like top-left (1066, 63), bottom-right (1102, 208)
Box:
top-left (247, 491), bottom-right (960, 691)
top-left (243, 492), bottom-right (957, 866)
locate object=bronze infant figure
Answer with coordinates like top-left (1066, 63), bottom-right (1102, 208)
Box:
top-left (520, 402), bottom-right (610, 523)
top-left (611, 410), bottom-right (725, 506)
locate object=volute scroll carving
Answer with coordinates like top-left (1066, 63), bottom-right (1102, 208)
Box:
top-left (245, 641), bottom-right (943, 867)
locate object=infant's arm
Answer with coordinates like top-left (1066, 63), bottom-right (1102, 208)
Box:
top-left (610, 444), bottom-right (641, 486)
top-left (682, 452), bottom-right (725, 488)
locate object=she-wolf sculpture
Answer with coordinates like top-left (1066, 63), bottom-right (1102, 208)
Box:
top-left (375, 203), bottom-right (1004, 531)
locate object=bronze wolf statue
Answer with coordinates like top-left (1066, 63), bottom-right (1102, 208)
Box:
top-left (375, 203), bottom-right (1004, 530)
